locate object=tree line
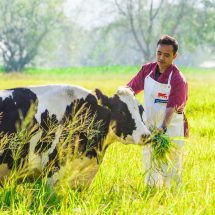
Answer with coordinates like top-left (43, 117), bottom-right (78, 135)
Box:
top-left (0, 0), bottom-right (214, 72)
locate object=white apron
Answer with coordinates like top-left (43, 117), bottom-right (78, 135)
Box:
top-left (143, 70), bottom-right (184, 188)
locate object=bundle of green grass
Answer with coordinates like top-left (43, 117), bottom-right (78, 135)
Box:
top-left (150, 131), bottom-right (176, 168)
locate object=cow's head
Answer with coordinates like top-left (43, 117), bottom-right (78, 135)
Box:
top-left (95, 87), bottom-right (151, 144)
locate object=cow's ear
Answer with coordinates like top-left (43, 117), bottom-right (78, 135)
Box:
top-left (95, 88), bottom-right (111, 107)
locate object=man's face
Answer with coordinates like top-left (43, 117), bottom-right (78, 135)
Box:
top-left (156, 44), bottom-right (177, 72)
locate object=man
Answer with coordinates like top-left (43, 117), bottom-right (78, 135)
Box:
top-left (127, 35), bottom-right (188, 188)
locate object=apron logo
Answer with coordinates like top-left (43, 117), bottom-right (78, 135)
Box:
top-left (158, 92), bottom-right (168, 99)
top-left (155, 92), bottom-right (168, 104)
top-left (154, 99), bottom-right (168, 104)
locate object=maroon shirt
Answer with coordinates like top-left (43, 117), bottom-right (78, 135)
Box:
top-left (127, 62), bottom-right (189, 137)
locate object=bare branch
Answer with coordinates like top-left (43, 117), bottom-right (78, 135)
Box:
top-left (152, 0), bottom-right (165, 20)
top-left (127, 0), bottom-right (147, 57)
top-left (114, 0), bottom-right (127, 16)
top-left (170, 0), bottom-right (187, 35)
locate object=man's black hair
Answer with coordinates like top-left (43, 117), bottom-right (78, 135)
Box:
top-left (157, 35), bottom-right (179, 54)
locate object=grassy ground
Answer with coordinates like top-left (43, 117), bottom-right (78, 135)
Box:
top-left (0, 66), bottom-right (214, 214)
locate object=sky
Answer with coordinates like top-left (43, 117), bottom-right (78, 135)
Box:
top-left (64, 0), bottom-right (165, 29)
top-left (64, 0), bottom-right (115, 29)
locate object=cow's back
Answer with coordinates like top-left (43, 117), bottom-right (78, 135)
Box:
top-left (27, 84), bottom-right (93, 124)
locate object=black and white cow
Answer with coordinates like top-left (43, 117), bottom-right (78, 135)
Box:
top-left (0, 84), bottom-right (150, 187)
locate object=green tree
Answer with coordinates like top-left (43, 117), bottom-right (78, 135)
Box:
top-left (195, 0), bottom-right (215, 52)
top-left (108, 0), bottom-right (215, 62)
top-left (0, 0), bottom-right (65, 72)
top-left (160, 0), bottom-right (215, 54)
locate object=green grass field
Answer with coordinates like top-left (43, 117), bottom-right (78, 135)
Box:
top-left (0, 66), bottom-right (214, 214)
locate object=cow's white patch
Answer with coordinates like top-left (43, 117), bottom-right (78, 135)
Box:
top-left (117, 87), bottom-right (150, 144)
top-left (28, 129), bottom-right (43, 171)
top-left (0, 90), bottom-right (13, 101)
top-left (28, 85), bottom-right (91, 123)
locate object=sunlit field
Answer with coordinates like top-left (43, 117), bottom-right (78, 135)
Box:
top-left (0, 66), bottom-right (214, 214)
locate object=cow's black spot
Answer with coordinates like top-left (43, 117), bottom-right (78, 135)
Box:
top-left (0, 141), bottom-right (30, 170)
top-left (34, 110), bottom-right (58, 153)
top-left (47, 148), bottom-right (59, 177)
top-left (16, 142), bottom-right (30, 168)
top-left (138, 105), bottom-right (145, 123)
top-left (109, 95), bottom-right (136, 139)
top-left (0, 88), bottom-right (37, 134)
top-left (62, 94), bottom-right (111, 158)
top-left (0, 88), bottom-right (38, 170)
top-left (0, 147), bottom-right (13, 169)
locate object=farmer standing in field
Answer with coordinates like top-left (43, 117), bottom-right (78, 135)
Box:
top-left (127, 35), bottom-right (188, 188)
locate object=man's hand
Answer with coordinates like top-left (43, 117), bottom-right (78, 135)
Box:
top-left (157, 125), bottom-right (167, 134)
top-left (149, 125), bottom-right (167, 134)
top-left (157, 107), bottom-right (175, 134)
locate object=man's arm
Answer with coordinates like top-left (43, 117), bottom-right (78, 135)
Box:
top-left (158, 107), bottom-right (175, 133)
top-left (159, 70), bottom-right (188, 133)
top-left (127, 64), bottom-right (152, 94)
top-left (127, 68), bottom-right (144, 94)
